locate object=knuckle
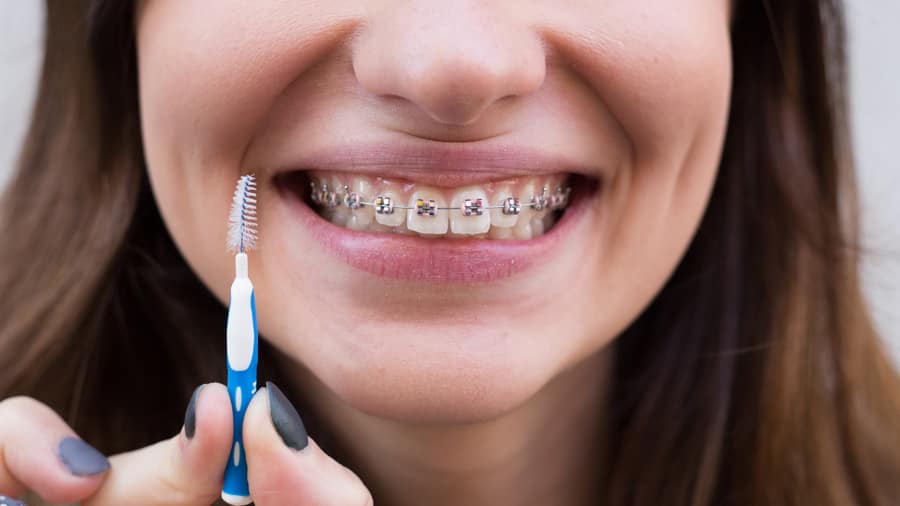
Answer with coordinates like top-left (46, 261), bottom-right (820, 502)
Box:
top-left (156, 462), bottom-right (184, 499)
top-left (157, 469), bottom-right (218, 506)
top-left (159, 442), bottom-right (218, 506)
top-left (0, 396), bottom-right (40, 416)
top-left (354, 487), bottom-right (375, 506)
top-left (344, 473), bottom-right (374, 506)
top-left (0, 396), bottom-right (43, 432)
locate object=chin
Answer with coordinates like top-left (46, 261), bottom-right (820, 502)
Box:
top-left (273, 322), bottom-right (564, 425)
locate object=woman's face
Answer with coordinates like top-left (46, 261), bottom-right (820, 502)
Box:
top-left (136, 1), bottom-right (732, 422)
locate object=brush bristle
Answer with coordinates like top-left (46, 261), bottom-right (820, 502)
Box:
top-left (228, 174), bottom-right (258, 252)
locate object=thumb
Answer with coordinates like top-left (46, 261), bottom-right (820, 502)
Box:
top-left (243, 382), bottom-right (374, 506)
top-left (84, 382), bottom-right (234, 506)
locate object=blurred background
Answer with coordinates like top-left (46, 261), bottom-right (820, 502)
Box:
top-left (1, 3), bottom-right (898, 366)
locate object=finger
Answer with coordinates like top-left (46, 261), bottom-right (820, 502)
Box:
top-left (0, 396), bottom-right (111, 504)
top-left (84, 383), bottom-right (234, 506)
top-left (244, 382), bottom-right (374, 506)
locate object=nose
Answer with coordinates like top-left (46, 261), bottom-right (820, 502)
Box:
top-left (351, 2), bottom-right (547, 127)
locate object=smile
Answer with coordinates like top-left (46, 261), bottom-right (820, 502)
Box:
top-left (304, 171), bottom-right (577, 239)
top-left (269, 143), bottom-right (603, 282)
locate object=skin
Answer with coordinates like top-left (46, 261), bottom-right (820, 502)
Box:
top-left (0, 1), bottom-right (733, 504)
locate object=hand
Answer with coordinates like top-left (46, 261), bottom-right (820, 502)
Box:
top-left (0, 383), bottom-right (374, 505)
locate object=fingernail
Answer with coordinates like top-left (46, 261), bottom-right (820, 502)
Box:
top-left (184, 383), bottom-right (204, 440)
top-left (0, 495), bottom-right (28, 506)
top-left (267, 381), bottom-right (308, 451)
top-left (57, 436), bottom-right (110, 477)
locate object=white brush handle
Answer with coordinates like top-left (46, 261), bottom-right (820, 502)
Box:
top-left (222, 253), bottom-right (258, 505)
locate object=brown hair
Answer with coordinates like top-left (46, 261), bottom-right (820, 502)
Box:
top-left (2, 0), bottom-right (899, 504)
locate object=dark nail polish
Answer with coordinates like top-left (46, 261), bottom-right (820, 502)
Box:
top-left (267, 381), bottom-right (308, 451)
top-left (0, 495), bottom-right (27, 506)
top-left (184, 384), bottom-right (204, 440)
top-left (57, 436), bottom-right (110, 477)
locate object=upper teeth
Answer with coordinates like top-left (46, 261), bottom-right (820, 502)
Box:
top-left (310, 182), bottom-right (571, 214)
top-left (306, 174), bottom-right (573, 237)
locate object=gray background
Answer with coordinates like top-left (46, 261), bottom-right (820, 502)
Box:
top-left (2, 3), bottom-right (898, 366)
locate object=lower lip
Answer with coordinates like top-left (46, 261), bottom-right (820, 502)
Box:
top-left (275, 175), bottom-right (596, 283)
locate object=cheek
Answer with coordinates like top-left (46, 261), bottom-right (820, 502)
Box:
top-left (546, 1), bottom-right (733, 345)
top-left (136, 1), bottom-right (355, 164)
top-left (135, 1), bottom-right (352, 302)
top-left (612, 4), bottom-right (733, 286)
top-left (546, 1), bottom-right (733, 160)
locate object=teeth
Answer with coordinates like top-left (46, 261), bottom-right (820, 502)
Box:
top-left (306, 172), bottom-right (574, 240)
top-left (346, 214), bottom-right (369, 230)
top-left (530, 184), bottom-right (550, 212)
top-left (329, 177), bottom-right (352, 227)
top-left (449, 187), bottom-right (490, 235)
top-left (406, 189), bottom-right (448, 235)
top-left (530, 215), bottom-right (545, 236)
top-left (488, 226), bottom-right (514, 239)
top-left (369, 222), bottom-right (393, 233)
top-left (550, 185), bottom-right (572, 210)
top-left (373, 190), bottom-right (406, 227)
top-left (489, 186), bottom-right (519, 228)
top-left (512, 220), bottom-right (533, 240)
top-left (511, 184), bottom-right (539, 240)
top-left (343, 178), bottom-right (374, 230)
top-left (511, 180), bottom-right (537, 237)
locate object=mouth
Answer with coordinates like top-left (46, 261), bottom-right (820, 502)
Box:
top-left (300, 170), bottom-right (590, 237)
top-left (269, 144), bottom-right (602, 282)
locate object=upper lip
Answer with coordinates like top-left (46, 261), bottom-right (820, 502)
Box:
top-left (274, 141), bottom-right (600, 187)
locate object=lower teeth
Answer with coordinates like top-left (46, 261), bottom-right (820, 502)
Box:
top-left (319, 205), bottom-right (561, 240)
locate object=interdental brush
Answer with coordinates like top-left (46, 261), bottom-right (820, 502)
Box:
top-left (222, 174), bottom-right (259, 506)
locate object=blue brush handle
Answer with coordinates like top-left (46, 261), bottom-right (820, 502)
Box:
top-left (222, 265), bottom-right (258, 506)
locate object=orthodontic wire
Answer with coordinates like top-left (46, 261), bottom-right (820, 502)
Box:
top-left (309, 182), bottom-right (572, 213)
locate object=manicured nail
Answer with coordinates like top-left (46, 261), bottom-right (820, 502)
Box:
top-left (184, 384), bottom-right (204, 440)
top-left (0, 495), bottom-right (28, 506)
top-left (57, 436), bottom-right (110, 477)
top-left (267, 381), bottom-right (308, 451)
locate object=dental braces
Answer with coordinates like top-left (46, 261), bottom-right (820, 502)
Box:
top-left (309, 182), bottom-right (572, 216)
